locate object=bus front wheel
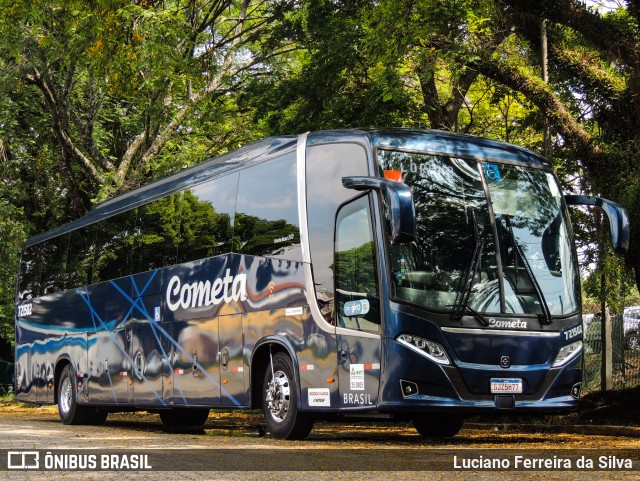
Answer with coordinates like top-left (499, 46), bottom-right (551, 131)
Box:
top-left (262, 352), bottom-right (314, 440)
top-left (412, 414), bottom-right (464, 438)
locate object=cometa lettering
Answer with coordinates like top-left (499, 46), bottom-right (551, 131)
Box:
top-left (488, 319), bottom-right (528, 329)
top-left (166, 269), bottom-right (248, 312)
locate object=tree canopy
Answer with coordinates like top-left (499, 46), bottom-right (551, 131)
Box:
top-left (2, 0), bottom-right (639, 341)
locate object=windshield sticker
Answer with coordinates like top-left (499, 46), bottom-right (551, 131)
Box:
top-left (483, 163), bottom-right (503, 182)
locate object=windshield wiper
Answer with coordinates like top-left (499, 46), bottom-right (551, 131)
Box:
top-left (452, 211), bottom-right (489, 326)
top-left (505, 215), bottom-right (552, 325)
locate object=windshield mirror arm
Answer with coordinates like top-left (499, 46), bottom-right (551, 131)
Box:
top-left (564, 195), bottom-right (630, 254)
top-left (342, 176), bottom-right (416, 243)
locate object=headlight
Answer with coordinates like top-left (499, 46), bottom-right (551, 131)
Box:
top-left (397, 334), bottom-right (450, 365)
top-left (552, 340), bottom-right (582, 367)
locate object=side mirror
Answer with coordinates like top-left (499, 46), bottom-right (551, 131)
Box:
top-left (342, 176), bottom-right (416, 243)
top-left (564, 195), bottom-right (630, 254)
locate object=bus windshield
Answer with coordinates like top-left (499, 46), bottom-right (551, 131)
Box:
top-left (378, 150), bottom-right (580, 318)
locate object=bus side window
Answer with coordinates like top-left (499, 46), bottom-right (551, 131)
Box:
top-left (19, 244), bottom-right (42, 301)
top-left (94, 210), bottom-right (136, 282)
top-left (178, 172), bottom-right (238, 263)
top-left (40, 234), bottom-right (70, 296)
top-left (66, 226), bottom-right (96, 288)
top-left (335, 195), bottom-right (381, 334)
top-left (134, 194), bottom-right (182, 272)
top-left (234, 152), bottom-right (301, 260)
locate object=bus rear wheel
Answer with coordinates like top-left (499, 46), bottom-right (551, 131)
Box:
top-left (412, 414), bottom-right (464, 438)
top-left (262, 352), bottom-right (314, 440)
top-left (58, 364), bottom-right (91, 425)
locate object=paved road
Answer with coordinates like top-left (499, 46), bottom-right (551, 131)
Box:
top-left (1, 407), bottom-right (639, 480)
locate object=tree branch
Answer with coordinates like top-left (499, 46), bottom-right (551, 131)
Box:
top-left (114, 0), bottom-right (259, 187)
top-left (26, 68), bottom-right (105, 186)
top-left (503, 0), bottom-right (635, 63)
top-left (472, 56), bottom-right (601, 162)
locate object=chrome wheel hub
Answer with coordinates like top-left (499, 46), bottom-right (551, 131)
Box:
top-left (59, 377), bottom-right (72, 414)
top-left (266, 370), bottom-right (290, 423)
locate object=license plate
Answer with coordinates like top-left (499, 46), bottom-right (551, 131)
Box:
top-left (490, 378), bottom-right (522, 394)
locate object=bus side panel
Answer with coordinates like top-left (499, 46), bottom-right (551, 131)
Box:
top-left (16, 291), bottom-right (92, 405)
top-left (297, 307), bottom-right (339, 411)
top-left (171, 315), bottom-right (220, 406)
top-left (164, 256), bottom-right (237, 407)
top-left (33, 339), bottom-right (48, 403)
top-left (240, 255), bottom-right (338, 411)
top-left (129, 270), bottom-right (171, 407)
top-left (15, 317), bottom-right (35, 402)
top-left (157, 253), bottom-right (337, 411)
top-left (14, 338), bottom-right (32, 402)
top-left (130, 295), bottom-right (168, 408)
top-left (219, 313), bottom-right (246, 406)
top-left (84, 279), bottom-right (134, 405)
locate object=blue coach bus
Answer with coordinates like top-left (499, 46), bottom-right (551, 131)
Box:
top-left (15, 129), bottom-right (628, 439)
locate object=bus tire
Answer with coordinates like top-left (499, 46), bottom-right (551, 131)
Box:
top-left (262, 352), bottom-right (314, 440)
top-left (57, 365), bottom-right (91, 425)
top-left (88, 408), bottom-right (109, 426)
top-left (412, 414), bottom-right (464, 438)
top-left (160, 408), bottom-right (210, 427)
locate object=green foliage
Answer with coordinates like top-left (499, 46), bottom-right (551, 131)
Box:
top-left (3, 0), bottom-right (640, 353)
top-left (243, 0), bottom-right (418, 133)
top-left (0, 199), bottom-right (27, 342)
top-left (583, 243), bottom-right (637, 315)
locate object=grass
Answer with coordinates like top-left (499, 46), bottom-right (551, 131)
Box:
top-left (0, 392), bottom-right (14, 402)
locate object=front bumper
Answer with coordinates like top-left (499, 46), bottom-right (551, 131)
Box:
top-left (378, 338), bottom-right (581, 414)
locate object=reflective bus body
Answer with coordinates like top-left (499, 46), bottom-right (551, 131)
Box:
top-left (15, 130), bottom-right (628, 439)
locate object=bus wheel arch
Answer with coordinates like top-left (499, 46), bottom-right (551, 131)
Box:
top-left (54, 358), bottom-right (109, 426)
top-left (57, 364), bottom-right (91, 425)
top-left (250, 340), bottom-right (296, 410)
top-left (262, 351), bottom-right (314, 440)
top-left (251, 341), bottom-right (314, 440)
top-left (53, 357), bottom-right (74, 408)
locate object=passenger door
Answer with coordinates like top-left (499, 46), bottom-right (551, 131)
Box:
top-left (334, 195), bottom-right (382, 410)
